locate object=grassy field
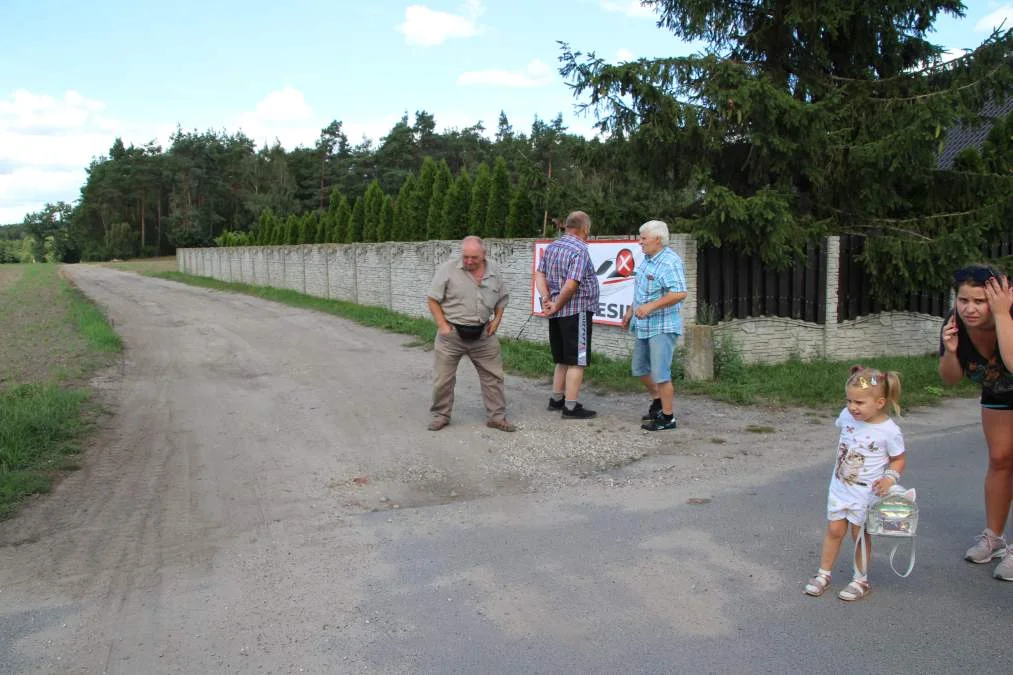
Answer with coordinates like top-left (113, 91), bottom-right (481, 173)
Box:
top-left (150, 265), bottom-right (977, 412)
top-left (0, 264), bottom-right (122, 518)
top-left (98, 256), bottom-right (178, 274)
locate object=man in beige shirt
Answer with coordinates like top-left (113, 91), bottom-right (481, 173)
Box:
top-left (426, 236), bottom-right (515, 432)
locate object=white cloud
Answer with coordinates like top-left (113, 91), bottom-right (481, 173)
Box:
top-left (975, 5), bottom-right (1013, 32)
top-left (941, 47), bottom-right (969, 63)
top-left (0, 89), bottom-right (164, 224)
top-left (0, 167), bottom-right (84, 224)
top-left (600, 0), bottom-right (655, 18)
top-left (616, 48), bottom-right (635, 62)
top-left (233, 86), bottom-right (321, 149)
top-left (396, 1), bottom-right (484, 46)
top-left (457, 59), bottom-right (554, 87)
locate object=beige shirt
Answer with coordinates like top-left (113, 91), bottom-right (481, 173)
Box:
top-left (427, 258), bottom-right (509, 325)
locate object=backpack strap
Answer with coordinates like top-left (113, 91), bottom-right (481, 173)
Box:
top-left (887, 537), bottom-right (916, 578)
top-left (853, 518), bottom-right (918, 579)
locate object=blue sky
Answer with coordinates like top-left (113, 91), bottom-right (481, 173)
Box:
top-left (1, 0), bottom-right (1010, 224)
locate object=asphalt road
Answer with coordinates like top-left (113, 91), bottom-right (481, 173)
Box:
top-left (0, 266), bottom-right (1005, 674)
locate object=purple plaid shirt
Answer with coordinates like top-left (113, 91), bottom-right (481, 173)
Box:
top-left (537, 234), bottom-right (600, 316)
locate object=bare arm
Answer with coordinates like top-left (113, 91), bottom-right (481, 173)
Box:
top-left (426, 297), bottom-right (454, 336)
top-left (551, 279), bottom-right (580, 313)
top-left (634, 290), bottom-right (688, 319)
top-left (987, 276), bottom-right (1013, 373)
top-left (534, 271), bottom-right (552, 314)
top-left (487, 303), bottom-right (506, 336)
top-left (873, 454), bottom-right (907, 496)
top-left (938, 314), bottom-right (964, 385)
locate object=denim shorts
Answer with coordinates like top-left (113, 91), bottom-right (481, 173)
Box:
top-left (631, 332), bottom-right (678, 383)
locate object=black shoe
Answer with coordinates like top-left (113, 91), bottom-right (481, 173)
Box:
top-left (561, 403), bottom-right (597, 419)
top-left (642, 414), bottom-right (677, 431)
top-left (547, 397), bottom-right (565, 411)
top-left (641, 399), bottom-right (662, 421)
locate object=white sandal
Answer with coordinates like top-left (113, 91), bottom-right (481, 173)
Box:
top-left (804, 570), bottom-right (832, 596)
top-left (838, 579), bottom-right (871, 601)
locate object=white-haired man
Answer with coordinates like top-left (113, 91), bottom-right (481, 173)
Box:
top-left (622, 220), bottom-right (687, 431)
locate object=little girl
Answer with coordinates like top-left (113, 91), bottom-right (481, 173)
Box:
top-left (803, 365), bottom-right (907, 601)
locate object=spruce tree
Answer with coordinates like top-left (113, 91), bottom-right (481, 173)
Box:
top-left (485, 156), bottom-right (511, 238)
top-left (559, 0), bottom-right (1013, 302)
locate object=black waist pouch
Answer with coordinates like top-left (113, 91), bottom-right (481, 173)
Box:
top-left (452, 323), bottom-right (487, 340)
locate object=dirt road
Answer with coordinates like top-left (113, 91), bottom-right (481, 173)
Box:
top-left (0, 266), bottom-right (974, 673)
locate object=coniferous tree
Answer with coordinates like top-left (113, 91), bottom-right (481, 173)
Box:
top-left (362, 180), bottom-right (385, 242)
top-left (256, 208), bottom-right (276, 244)
top-left (426, 160), bottom-right (453, 239)
top-left (559, 0), bottom-right (1013, 301)
top-left (506, 181), bottom-right (539, 237)
top-left (284, 214), bottom-right (300, 244)
top-left (347, 196), bottom-right (365, 243)
top-left (440, 169), bottom-right (472, 240)
top-left (298, 212), bottom-right (315, 244)
top-left (379, 195), bottom-right (395, 242)
top-left (393, 174), bottom-right (418, 241)
top-left (411, 157), bottom-right (438, 240)
top-left (468, 162), bottom-right (492, 236)
top-left (485, 156), bottom-right (511, 238)
top-left (332, 195), bottom-right (351, 243)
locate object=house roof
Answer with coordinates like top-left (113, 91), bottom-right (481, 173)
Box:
top-left (937, 97), bottom-right (1013, 169)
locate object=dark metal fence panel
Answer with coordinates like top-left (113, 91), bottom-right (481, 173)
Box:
top-left (837, 234), bottom-right (949, 322)
top-left (696, 242), bottom-right (826, 323)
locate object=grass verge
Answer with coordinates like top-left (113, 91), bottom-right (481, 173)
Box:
top-left (0, 264), bottom-right (122, 519)
top-left (151, 269), bottom-right (976, 411)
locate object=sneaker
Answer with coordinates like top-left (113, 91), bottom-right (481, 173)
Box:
top-left (547, 397), bottom-right (565, 411)
top-left (641, 399), bottom-right (662, 421)
top-left (561, 403), bottom-right (597, 419)
top-left (642, 414), bottom-right (677, 431)
top-left (994, 550), bottom-right (1013, 581)
top-left (965, 528), bottom-right (1007, 563)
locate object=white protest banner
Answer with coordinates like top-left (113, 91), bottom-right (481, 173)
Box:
top-left (531, 239), bottom-right (644, 326)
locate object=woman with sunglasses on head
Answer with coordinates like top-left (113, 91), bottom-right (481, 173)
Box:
top-left (940, 264), bottom-right (1013, 581)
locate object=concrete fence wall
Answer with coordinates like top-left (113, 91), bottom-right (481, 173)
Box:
top-left (177, 235), bottom-right (946, 364)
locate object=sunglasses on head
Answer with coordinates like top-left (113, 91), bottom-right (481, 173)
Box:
top-left (954, 266), bottom-right (1001, 285)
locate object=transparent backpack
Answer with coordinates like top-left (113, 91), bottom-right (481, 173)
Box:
top-left (856, 486), bottom-right (918, 578)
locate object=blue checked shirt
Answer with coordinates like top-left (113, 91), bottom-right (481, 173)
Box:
top-left (631, 246), bottom-right (686, 338)
top-left (536, 234), bottom-right (600, 317)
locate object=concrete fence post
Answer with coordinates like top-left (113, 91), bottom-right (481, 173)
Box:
top-left (822, 236), bottom-right (840, 359)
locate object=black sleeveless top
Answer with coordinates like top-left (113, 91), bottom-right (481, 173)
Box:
top-left (940, 310), bottom-right (1013, 397)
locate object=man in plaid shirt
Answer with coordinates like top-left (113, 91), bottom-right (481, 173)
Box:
top-left (622, 220), bottom-right (687, 431)
top-left (534, 211), bottom-right (600, 419)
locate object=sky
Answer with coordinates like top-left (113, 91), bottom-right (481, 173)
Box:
top-left (1, 0), bottom-right (1010, 225)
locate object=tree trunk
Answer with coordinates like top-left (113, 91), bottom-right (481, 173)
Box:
top-left (140, 195), bottom-right (146, 252)
top-left (156, 191), bottom-right (162, 256)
